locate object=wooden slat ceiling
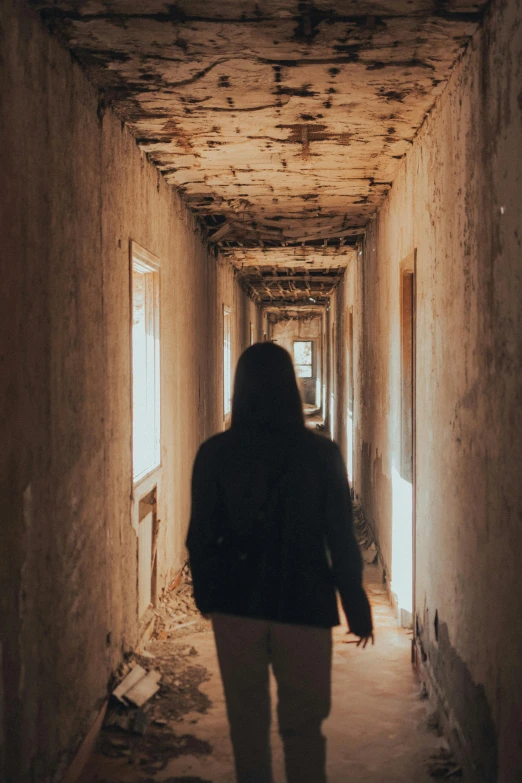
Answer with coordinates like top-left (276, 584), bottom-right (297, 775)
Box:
top-left (237, 266), bottom-right (347, 304)
top-left (32, 0), bottom-right (486, 305)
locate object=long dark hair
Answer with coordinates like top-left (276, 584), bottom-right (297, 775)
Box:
top-left (231, 342), bottom-right (304, 430)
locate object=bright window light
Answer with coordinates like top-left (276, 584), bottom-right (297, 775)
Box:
top-left (391, 467), bottom-right (413, 615)
top-left (294, 340), bottom-right (313, 377)
top-left (131, 245), bottom-right (161, 483)
top-left (223, 306), bottom-right (232, 418)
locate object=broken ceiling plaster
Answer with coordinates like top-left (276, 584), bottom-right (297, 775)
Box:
top-left (32, 0), bottom-right (486, 299)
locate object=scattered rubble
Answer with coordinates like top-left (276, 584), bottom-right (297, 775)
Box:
top-left (81, 571), bottom-right (214, 780)
top-left (304, 405), bottom-right (325, 431)
top-left (91, 641), bottom-right (212, 777)
top-left (112, 664), bottom-right (149, 702)
top-left (91, 521), bottom-right (380, 779)
top-left (102, 662), bottom-right (162, 742)
top-left (151, 565), bottom-right (210, 642)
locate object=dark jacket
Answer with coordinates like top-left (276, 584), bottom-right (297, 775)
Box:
top-left (186, 425), bottom-right (372, 635)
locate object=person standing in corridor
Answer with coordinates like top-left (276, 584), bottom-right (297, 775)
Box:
top-left (186, 342), bottom-right (373, 783)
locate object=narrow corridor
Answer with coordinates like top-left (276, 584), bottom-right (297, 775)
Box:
top-left (79, 565), bottom-right (447, 783)
top-left (2, 0), bottom-right (521, 781)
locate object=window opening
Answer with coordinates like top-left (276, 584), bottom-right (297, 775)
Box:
top-left (294, 340), bottom-right (313, 378)
top-left (131, 243), bottom-right (161, 483)
top-left (401, 272), bottom-right (414, 481)
top-left (223, 306), bottom-right (232, 419)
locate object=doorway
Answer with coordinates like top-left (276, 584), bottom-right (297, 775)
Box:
top-left (392, 253), bottom-right (416, 627)
top-left (347, 310), bottom-right (354, 482)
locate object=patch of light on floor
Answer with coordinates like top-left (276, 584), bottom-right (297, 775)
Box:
top-left (391, 467), bottom-right (413, 615)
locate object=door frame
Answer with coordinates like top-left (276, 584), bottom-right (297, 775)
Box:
top-left (400, 250), bottom-right (417, 630)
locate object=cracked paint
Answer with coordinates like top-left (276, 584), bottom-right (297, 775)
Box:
top-left (32, 0), bottom-right (486, 298)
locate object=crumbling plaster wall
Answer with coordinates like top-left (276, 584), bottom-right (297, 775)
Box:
top-left (0, 2), bottom-right (256, 780)
top-left (347, 0), bottom-right (522, 779)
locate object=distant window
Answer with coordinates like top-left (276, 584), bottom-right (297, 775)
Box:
top-left (131, 243), bottom-right (161, 483)
top-left (223, 306), bottom-right (232, 418)
top-left (294, 340), bottom-right (313, 378)
top-left (250, 322), bottom-right (254, 346)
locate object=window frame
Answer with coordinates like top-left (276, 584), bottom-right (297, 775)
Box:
top-left (223, 304), bottom-right (232, 422)
top-left (293, 339), bottom-right (314, 378)
top-left (130, 241), bottom-right (161, 486)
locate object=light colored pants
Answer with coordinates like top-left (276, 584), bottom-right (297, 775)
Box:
top-left (211, 613), bottom-right (332, 783)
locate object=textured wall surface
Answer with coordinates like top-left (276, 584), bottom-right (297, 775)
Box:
top-left (347, 0), bottom-right (522, 779)
top-left (0, 2), bottom-right (257, 779)
top-left (270, 314), bottom-right (322, 359)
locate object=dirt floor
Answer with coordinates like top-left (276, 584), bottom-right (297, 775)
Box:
top-left (79, 512), bottom-right (461, 783)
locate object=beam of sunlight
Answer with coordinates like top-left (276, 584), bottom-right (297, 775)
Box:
top-left (347, 409), bottom-right (353, 482)
top-left (391, 467), bottom-right (413, 615)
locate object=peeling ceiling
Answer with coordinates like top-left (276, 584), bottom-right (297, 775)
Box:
top-left (32, 0), bottom-right (486, 303)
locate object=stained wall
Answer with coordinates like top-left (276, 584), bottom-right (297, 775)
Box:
top-left (0, 2), bottom-right (257, 779)
top-left (343, 0), bottom-right (522, 779)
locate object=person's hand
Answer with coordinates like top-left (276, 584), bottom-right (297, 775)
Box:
top-left (356, 633), bottom-right (374, 648)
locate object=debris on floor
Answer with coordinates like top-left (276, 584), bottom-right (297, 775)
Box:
top-left (112, 664), bottom-right (149, 702)
top-left (103, 662), bottom-right (162, 740)
top-left (80, 572), bottom-right (215, 782)
top-left (112, 664), bottom-right (162, 708)
top-left (79, 562), bottom-right (456, 783)
top-left (87, 640), bottom-right (213, 779)
top-left (151, 565), bottom-right (210, 642)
